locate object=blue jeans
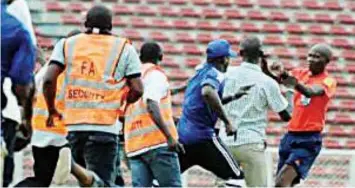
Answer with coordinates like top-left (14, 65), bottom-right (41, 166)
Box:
top-left (67, 131), bottom-right (118, 187)
top-left (129, 146), bottom-right (182, 187)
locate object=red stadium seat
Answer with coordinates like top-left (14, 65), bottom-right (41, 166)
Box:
top-left (112, 17), bottom-right (126, 27)
top-left (269, 11), bottom-right (289, 22)
top-left (130, 17), bottom-right (148, 28)
top-left (159, 6), bottom-right (179, 17)
top-left (162, 44), bottom-right (181, 54)
top-left (240, 23), bottom-right (259, 32)
top-left (181, 8), bottom-right (200, 18)
top-left (296, 48), bottom-right (308, 59)
top-left (310, 37), bottom-right (327, 44)
top-left (267, 137), bottom-right (280, 147)
top-left (330, 26), bottom-right (350, 36)
top-left (262, 23), bottom-right (282, 33)
top-left (124, 0), bottom-right (140, 3)
top-left (202, 8), bottom-right (222, 18)
top-left (113, 5), bottom-right (133, 15)
top-left (258, 0), bottom-right (278, 8)
top-left (287, 36), bottom-right (307, 47)
top-left (214, 0), bottom-right (232, 6)
top-left (342, 50), bottom-right (355, 61)
top-left (326, 64), bottom-right (341, 73)
top-left (196, 21), bottom-right (217, 31)
top-left (219, 34), bottom-right (239, 44)
top-left (67, 3), bottom-right (87, 12)
top-left (218, 21), bottom-right (238, 31)
top-left (346, 64), bottom-right (355, 73)
top-left (149, 31), bottom-right (169, 42)
top-left (308, 25), bottom-right (326, 35)
top-left (37, 37), bottom-right (53, 49)
top-left (348, 1), bottom-right (355, 11)
top-left (263, 36), bottom-right (284, 45)
top-left (175, 32), bottom-right (194, 43)
top-left (324, 1), bottom-right (343, 10)
top-left (273, 47), bottom-right (292, 58)
top-left (192, 0), bottom-right (210, 6)
top-left (235, 0), bottom-right (253, 7)
top-left (311, 166), bottom-right (327, 176)
top-left (328, 126), bottom-right (348, 137)
top-left (332, 114), bottom-right (355, 125)
top-left (161, 57), bottom-right (179, 68)
top-left (61, 15), bottom-right (80, 25)
top-left (135, 5), bottom-right (156, 16)
top-left (314, 14), bottom-right (334, 23)
top-left (185, 58), bottom-right (201, 67)
top-left (303, 0), bottom-right (321, 10)
top-left (196, 33), bottom-right (214, 44)
top-left (333, 75), bottom-right (347, 86)
top-left (335, 88), bottom-right (352, 98)
top-left (173, 20), bottom-right (194, 29)
top-left (340, 100), bottom-right (355, 111)
top-left (281, 0), bottom-right (299, 9)
top-left (146, 0), bottom-right (165, 4)
top-left (295, 13), bottom-right (313, 22)
top-left (169, 0), bottom-right (187, 5)
top-left (46, 2), bottom-right (65, 12)
top-left (168, 70), bottom-right (189, 80)
top-left (184, 44), bottom-right (203, 55)
top-left (151, 19), bottom-right (173, 29)
top-left (266, 126), bottom-right (283, 135)
top-left (323, 139), bottom-right (343, 149)
top-left (247, 10), bottom-right (267, 20)
top-left (122, 29), bottom-right (143, 41)
top-left (285, 24), bottom-right (304, 34)
top-left (336, 14), bottom-right (355, 25)
top-left (331, 38), bottom-right (352, 49)
top-left (224, 9), bottom-right (244, 19)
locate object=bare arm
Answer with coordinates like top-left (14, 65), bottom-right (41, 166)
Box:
top-left (170, 83), bottom-right (187, 95)
top-left (126, 77), bottom-right (144, 104)
top-left (146, 99), bottom-right (173, 140)
top-left (295, 83), bottom-right (325, 98)
top-left (43, 62), bottom-right (64, 114)
top-left (13, 81), bottom-right (35, 124)
top-left (201, 85), bottom-right (229, 124)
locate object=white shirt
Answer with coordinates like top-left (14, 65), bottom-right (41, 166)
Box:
top-left (50, 36), bottom-right (141, 135)
top-left (31, 64), bottom-right (68, 147)
top-left (7, 0), bottom-right (37, 45)
top-left (220, 62), bottom-right (288, 146)
top-left (142, 68), bottom-right (169, 103)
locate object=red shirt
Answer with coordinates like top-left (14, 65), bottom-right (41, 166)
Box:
top-left (288, 69), bottom-right (337, 132)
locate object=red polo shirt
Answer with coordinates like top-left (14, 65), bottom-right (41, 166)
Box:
top-left (288, 69), bottom-right (337, 132)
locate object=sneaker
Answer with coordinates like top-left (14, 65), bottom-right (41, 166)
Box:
top-left (53, 147), bottom-right (72, 185)
top-left (225, 179), bottom-right (246, 187)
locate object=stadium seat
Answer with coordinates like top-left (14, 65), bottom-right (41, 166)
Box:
top-left (192, 0), bottom-right (210, 6)
top-left (158, 6), bottom-right (179, 17)
top-left (112, 17), bottom-right (126, 27)
top-left (181, 8), bottom-right (200, 18)
top-left (130, 17), bottom-right (148, 28)
top-left (37, 37), bottom-right (53, 49)
top-left (336, 14), bottom-right (355, 25)
top-left (61, 15), bottom-right (80, 25)
top-left (287, 36), bottom-right (307, 47)
top-left (342, 50), bottom-right (355, 61)
top-left (335, 88), bottom-right (352, 99)
top-left (332, 114), bottom-right (355, 125)
top-left (149, 31), bottom-right (169, 42)
top-left (348, 1), bottom-right (355, 11)
top-left (46, 2), bottom-right (65, 12)
top-left (326, 64), bottom-right (341, 73)
top-left (333, 75), bottom-right (348, 86)
top-left (175, 32), bottom-right (194, 43)
top-left (124, 0), bottom-right (140, 3)
top-left (184, 44), bottom-right (203, 55)
top-left (224, 9), bottom-right (244, 19)
top-left (311, 166), bottom-right (327, 176)
top-left (185, 58), bottom-right (201, 67)
top-left (269, 11), bottom-right (289, 22)
top-left (296, 48), bottom-right (308, 59)
top-left (219, 33), bottom-right (239, 44)
top-left (324, 1), bottom-right (343, 10)
top-left (135, 5), bottom-right (156, 16)
top-left (151, 19), bottom-right (173, 29)
top-left (67, 3), bottom-right (87, 12)
top-left (314, 14), bottom-right (334, 23)
top-left (309, 25), bottom-right (326, 34)
top-left (162, 57), bottom-right (179, 68)
top-left (262, 23), bottom-right (282, 33)
top-left (273, 47), bottom-right (293, 58)
top-left (280, 0), bottom-right (300, 9)
top-left (162, 44), bottom-right (182, 54)
top-left (267, 137), bottom-right (280, 146)
top-left (202, 8), bottom-right (222, 18)
top-left (169, 0), bottom-right (187, 5)
top-left (331, 38), bottom-right (352, 49)
top-left (167, 70), bottom-right (189, 80)
top-left (196, 33), bottom-right (214, 44)
top-left (285, 24), bottom-right (304, 34)
top-left (340, 100), bottom-right (355, 111)
top-left (122, 29), bottom-right (143, 40)
top-left (266, 126), bottom-right (283, 135)
top-left (240, 23), bottom-right (259, 32)
top-left (258, 0), bottom-right (278, 8)
top-left (213, 0), bottom-right (232, 6)
top-left (113, 5), bottom-right (133, 15)
top-left (268, 112), bottom-right (281, 122)
top-left (235, 0), bottom-right (253, 7)
top-left (146, 0), bottom-right (165, 4)
top-left (327, 126), bottom-right (348, 137)
top-left (247, 10), bottom-right (267, 20)
top-left (310, 37), bottom-right (327, 44)
top-left (330, 25), bottom-right (350, 35)
top-left (323, 139), bottom-right (343, 149)
top-left (295, 13), bottom-right (313, 22)
top-left (173, 20), bottom-right (194, 29)
top-left (218, 21), bottom-right (238, 31)
top-left (196, 21), bottom-right (217, 31)
top-left (303, 0), bottom-right (321, 10)
top-left (263, 36), bottom-right (284, 45)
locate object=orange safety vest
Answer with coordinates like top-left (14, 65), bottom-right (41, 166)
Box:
top-left (62, 33), bottom-right (128, 126)
top-left (32, 67), bottom-right (67, 135)
top-left (124, 63), bottom-right (178, 157)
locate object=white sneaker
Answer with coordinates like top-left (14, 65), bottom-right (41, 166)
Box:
top-left (225, 179), bottom-right (246, 187)
top-left (53, 147), bottom-right (72, 185)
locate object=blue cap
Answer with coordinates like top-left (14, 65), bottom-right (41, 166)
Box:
top-left (206, 39), bottom-right (237, 58)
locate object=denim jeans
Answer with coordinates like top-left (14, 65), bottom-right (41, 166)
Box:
top-left (67, 131), bottom-right (118, 187)
top-left (129, 146), bottom-right (182, 187)
top-left (2, 118), bottom-right (17, 187)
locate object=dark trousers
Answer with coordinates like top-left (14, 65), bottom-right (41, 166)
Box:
top-left (2, 118), bottom-right (18, 187)
top-left (179, 136), bottom-right (244, 180)
top-left (15, 146), bottom-right (62, 187)
top-left (67, 131), bottom-right (118, 187)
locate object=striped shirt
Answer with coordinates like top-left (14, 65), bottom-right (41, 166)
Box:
top-left (220, 62), bottom-right (288, 146)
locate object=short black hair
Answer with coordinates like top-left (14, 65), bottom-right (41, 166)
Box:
top-left (140, 41), bottom-right (163, 64)
top-left (85, 5), bottom-right (112, 31)
top-left (239, 36), bottom-right (263, 60)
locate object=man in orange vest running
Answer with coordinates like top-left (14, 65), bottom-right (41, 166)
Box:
top-left (124, 41), bottom-right (184, 187)
top-left (43, 5), bottom-right (143, 186)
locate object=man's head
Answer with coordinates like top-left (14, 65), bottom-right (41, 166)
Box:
top-left (239, 36), bottom-right (266, 64)
top-left (307, 43), bottom-right (332, 75)
top-left (140, 41), bottom-right (163, 64)
top-left (206, 39), bottom-right (237, 73)
top-left (84, 5), bottom-right (112, 33)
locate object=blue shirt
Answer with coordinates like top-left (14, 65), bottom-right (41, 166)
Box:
top-left (1, 4), bottom-right (35, 85)
top-left (178, 63), bottom-right (225, 144)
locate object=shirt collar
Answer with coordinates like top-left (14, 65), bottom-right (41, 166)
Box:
top-left (241, 62), bottom-right (262, 72)
top-left (308, 70), bottom-right (328, 78)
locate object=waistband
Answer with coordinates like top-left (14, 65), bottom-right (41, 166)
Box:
top-left (287, 131), bottom-right (321, 137)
